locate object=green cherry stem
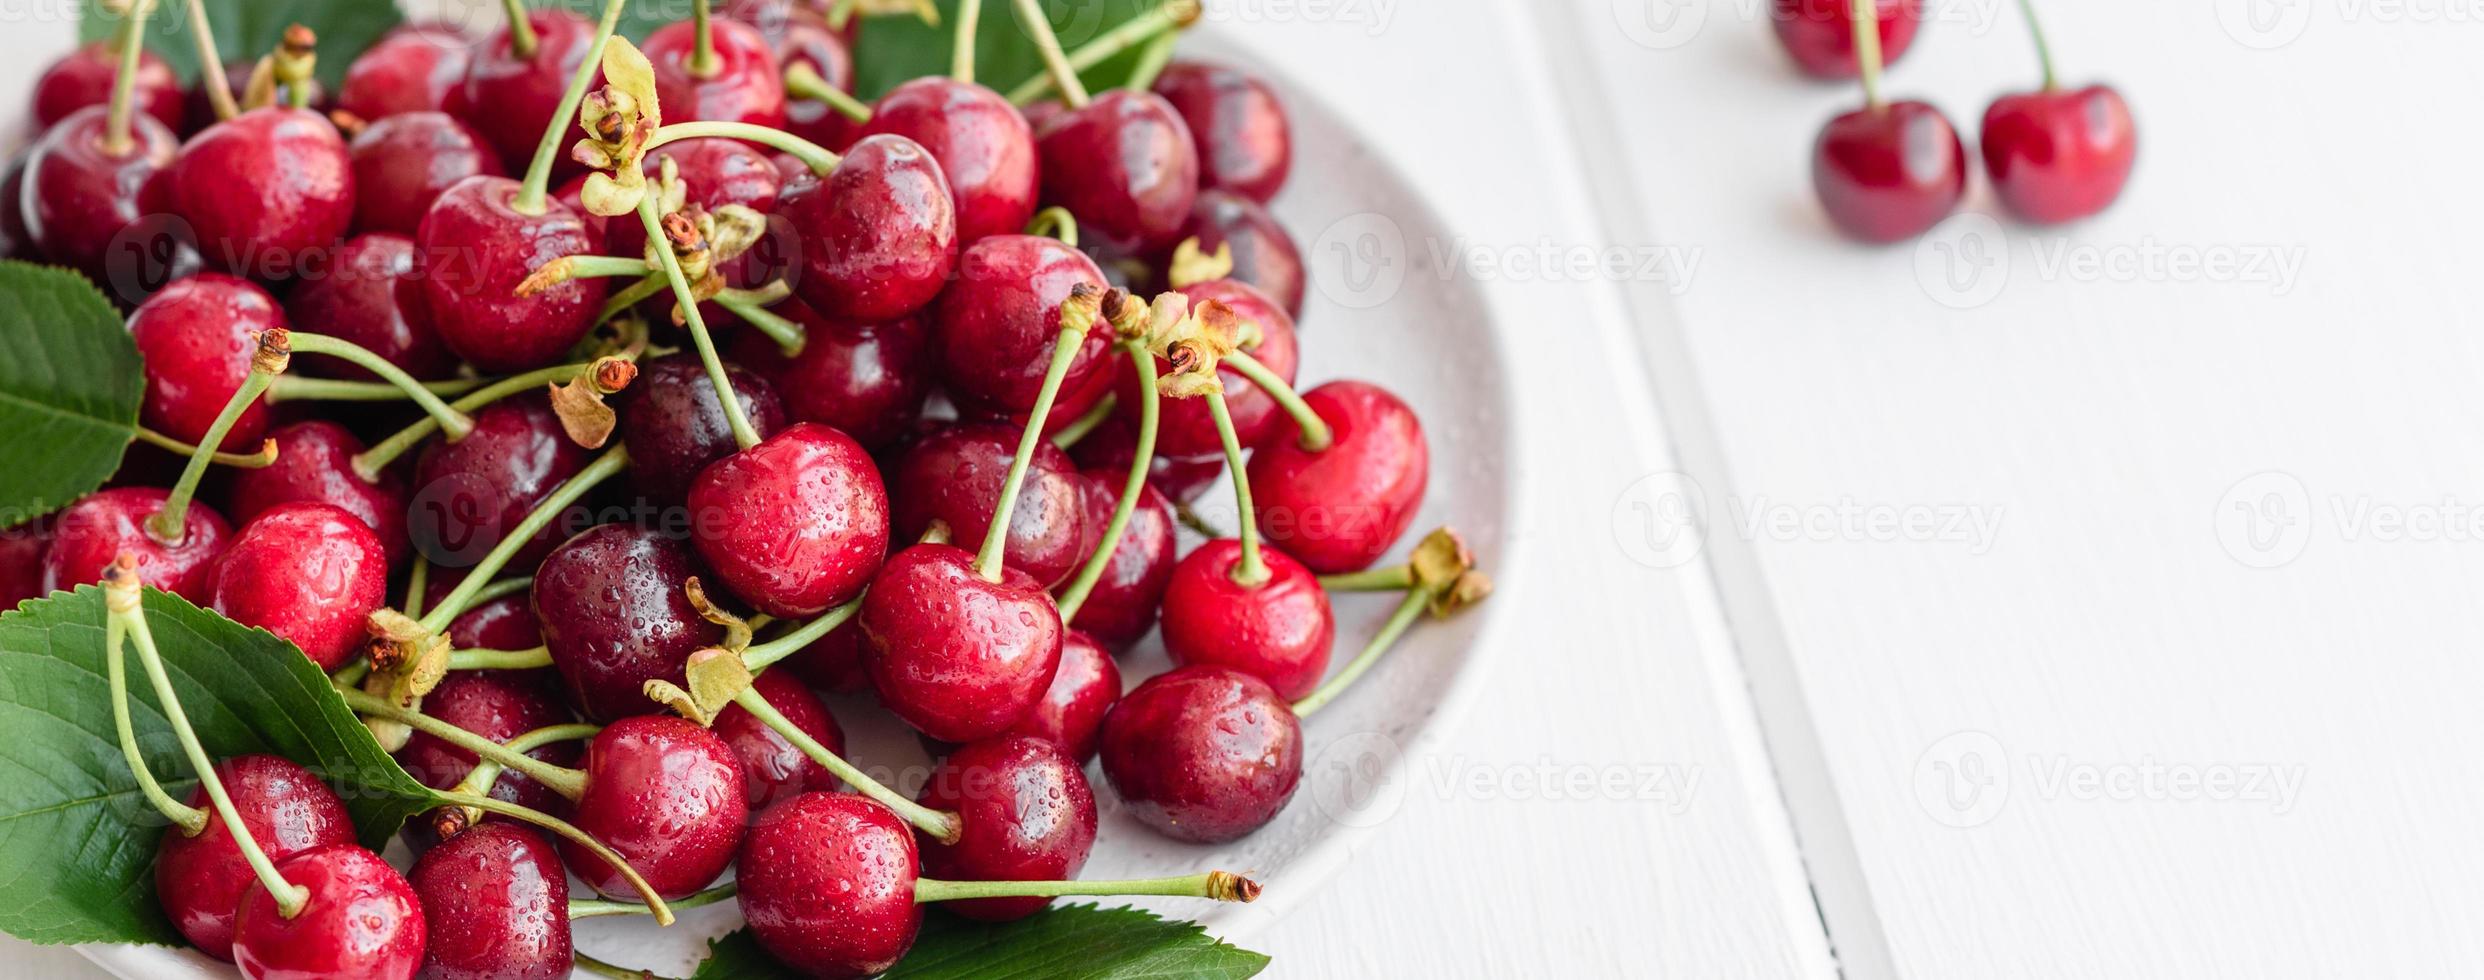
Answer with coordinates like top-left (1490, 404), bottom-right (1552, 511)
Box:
top-left (1319, 565), bottom-right (1413, 593)
top-left (103, 593), bottom-right (208, 835)
top-left (351, 355), bottom-right (638, 482)
top-left (148, 331), bottom-right (283, 545)
top-left (102, 0), bottom-right (159, 154)
top-left (1056, 349), bottom-right (1157, 620)
top-left (915, 870), bottom-right (1259, 904)
top-left (403, 557), bottom-right (431, 618)
top-left (543, 255), bottom-right (658, 282)
top-left (728, 684), bottom-right (964, 843)
top-left (646, 122), bottom-right (841, 175)
top-left (419, 447), bottom-right (630, 633)
top-left (338, 687), bottom-right (592, 800)
top-left (570, 881), bottom-right (736, 920)
top-left (2014, 0), bottom-right (2058, 90)
top-left (1291, 586), bottom-right (1427, 719)
top-left (573, 952), bottom-right (677, 980)
top-left (1004, 0), bottom-right (1195, 105)
top-left (447, 646), bottom-right (554, 671)
top-left (435, 722), bottom-right (599, 831)
top-left (690, 0), bottom-right (719, 78)
top-left (1023, 205), bottom-right (1079, 247)
top-left (1224, 349), bottom-right (1331, 451)
top-left (1205, 387), bottom-right (1269, 587)
top-left (514, 0), bottom-right (628, 215)
top-left (438, 789), bottom-right (675, 926)
top-left (784, 63), bottom-right (874, 123)
top-left (598, 273), bottom-right (670, 326)
top-left (289, 332), bottom-right (475, 439)
top-left (636, 197), bottom-right (760, 451)
top-left (1851, 0), bottom-right (1885, 111)
top-left (182, 0), bottom-right (238, 122)
top-left (740, 593), bottom-right (865, 672)
top-left (1125, 28), bottom-right (1179, 93)
top-left (976, 320), bottom-right (1086, 583)
top-left (1012, 0), bottom-right (1091, 109)
top-left (1049, 391), bottom-right (1117, 451)
top-left (712, 290), bottom-right (808, 356)
top-left (1174, 501), bottom-right (1227, 539)
top-left (132, 427), bottom-right (276, 469)
top-left (953, 0), bottom-right (982, 84)
top-left (500, 0), bottom-right (539, 58)
top-left (463, 575), bottom-right (535, 610)
top-left (265, 375), bottom-right (485, 404)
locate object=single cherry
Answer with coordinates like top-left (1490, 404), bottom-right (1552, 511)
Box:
top-left (31, 41), bottom-right (182, 132)
top-left (0, 525), bottom-right (46, 608)
top-left (728, 301), bottom-right (935, 453)
top-left (857, 77), bottom-right (1041, 244)
top-left (348, 111), bottom-right (506, 236)
top-left (1035, 90), bottom-right (1200, 251)
top-left (408, 396), bottom-right (592, 571)
top-left (778, 133), bottom-right (959, 323)
top-left (534, 523), bottom-right (724, 722)
top-left (154, 754), bottom-right (355, 959)
top-left (1159, 539), bottom-right (1334, 700)
top-left (226, 421), bottom-right (412, 566)
top-left (338, 24), bottom-right (476, 120)
top-left (395, 668), bottom-right (582, 839)
top-left (459, 9), bottom-right (601, 170)
top-left (19, 105), bottom-right (179, 282)
top-left (443, 586), bottom-right (544, 651)
top-left (1059, 468), bottom-right (1175, 650)
top-left (231, 844), bottom-right (426, 980)
top-left (127, 272), bottom-right (279, 451)
top-left (643, 16), bottom-right (788, 129)
top-left (1981, 85), bottom-right (2135, 224)
top-left (415, 175), bottom-right (609, 372)
top-left (1153, 61), bottom-right (1292, 203)
top-left (1172, 189), bottom-right (1305, 319)
top-left (1099, 665), bottom-right (1303, 843)
top-left (932, 234), bottom-right (1109, 416)
top-left (1003, 629), bottom-right (1121, 764)
top-left (888, 422), bottom-right (1088, 588)
top-left (1247, 380), bottom-right (1431, 574)
top-left (915, 736), bottom-right (1097, 922)
top-left (560, 715), bottom-right (749, 900)
top-left (161, 107), bottom-right (354, 279)
top-left (282, 232), bottom-right (458, 382)
top-left (618, 352), bottom-right (787, 503)
top-left (715, 669), bottom-right (847, 811)
top-left (1772, 0), bottom-right (1922, 78)
top-left (1125, 279), bottom-right (1298, 457)
top-left (409, 823), bottom-right (572, 980)
top-left (40, 487), bottom-right (229, 600)
top-left (737, 793), bottom-right (921, 977)
top-left (687, 422), bottom-right (890, 619)
top-left (1070, 413), bottom-right (1225, 505)
top-left (858, 543), bottom-right (1063, 743)
top-left (1813, 100), bottom-right (1967, 242)
top-left (204, 502), bottom-right (389, 670)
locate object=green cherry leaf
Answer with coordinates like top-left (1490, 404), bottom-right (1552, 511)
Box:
top-left (78, 0), bottom-right (402, 89)
top-left (691, 904), bottom-right (1270, 979)
top-left (0, 261), bottom-right (141, 529)
top-left (852, 0), bottom-right (1162, 101)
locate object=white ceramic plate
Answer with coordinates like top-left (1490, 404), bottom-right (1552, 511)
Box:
top-left (75, 23), bottom-right (1515, 979)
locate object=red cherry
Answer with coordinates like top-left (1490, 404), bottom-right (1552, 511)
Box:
top-left (772, 16), bottom-right (859, 151)
top-left (444, 588), bottom-right (543, 651)
top-left (409, 823), bottom-right (572, 980)
top-left (42, 488), bottom-right (230, 601)
top-left (338, 25), bottom-right (476, 120)
top-left (859, 543), bottom-right (1064, 743)
top-left (1981, 84), bottom-right (2136, 224)
top-left (282, 233), bottom-right (457, 382)
top-left (781, 614), bottom-right (874, 694)
top-left (32, 42), bottom-right (183, 133)
top-left (1160, 540), bottom-right (1334, 699)
top-left (1126, 279), bottom-right (1297, 457)
top-left (728, 300), bottom-right (935, 453)
top-left (858, 77), bottom-right (1041, 244)
top-left (779, 134), bottom-right (960, 323)
top-left (605, 137), bottom-right (782, 266)
top-left (560, 715), bottom-right (749, 899)
top-left (535, 524), bottom-right (725, 722)
top-left (349, 111), bottom-right (506, 236)
top-left (205, 502), bottom-right (389, 670)
top-left (20, 106), bottom-right (179, 282)
top-left (154, 755), bottom-right (354, 959)
top-left (415, 175), bottom-right (608, 372)
top-left (160, 107), bottom-right (354, 279)
top-left (932, 234), bottom-right (1109, 416)
top-left (1002, 630), bottom-right (1120, 764)
top-left (226, 421), bottom-right (412, 566)
top-left (0, 525), bottom-right (46, 608)
top-left (888, 422), bottom-right (1088, 588)
top-left (643, 17), bottom-right (788, 129)
top-left (1070, 413), bottom-right (1225, 505)
top-left (915, 736), bottom-right (1097, 922)
top-left (394, 668), bottom-right (581, 826)
top-left (1098, 665), bottom-right (1302, 843)
top-left (1152, 61), bottom-right (1292, 203)
top-left (715, 669), bottom-right (847, 810)
top-left (1059, 468), bottom-right (1176, 649)
top-left (738, 793), bottom-right (920, 977)
top-left (232, 844), bottom-right (426, 980)
top-left (617, 352), bottom-right (787, 503)
top-left (459, 10), bottom-right (601, 170)
top-left (408, 397), bottom-right (592, 571)
top-left (1812, 100), bottom-right (1967, 243)
top-left (1172, 189), bottom-right (1304, 319)
top-left (127, 272), bottom-right (278, 451)
top-left (550, 173), bottom-right (609, 242)
top-left (1246, 380), bottom-right (1430, 574)
top-left (186, 61), bottom-right (326, 135)
top-left (1, 155), bottom-right (29, 262)
top-left (1772, 0), bottom-right (1922, 78)
top-left (1035, 90), bottom-right (1199, 251)
top-left (687, 423), bottom-right (890, 619)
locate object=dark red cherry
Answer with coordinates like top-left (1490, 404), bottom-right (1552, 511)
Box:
top-left (32, 42), bottom-right (183, 133)
top-left (40, 487), bottom-right (230, 600)
top-left (715, 669), bottom-right (847, 810)
top-left (859, 543), bottom-right (1063, 743)
top-left (439, 579), bottom-right (546, 651)
top-left (1772, 0), bottom-right (1922, 78)
top-left (226, 421), bottom-right (412, 566)
top-left (415, 175), bottom-right (609, 372)
top-left (1152, 61), bottom-right (1291, 203)
top-left (771, 15), bottom-right (858, 151)
top-left (126, 272), bottom-right (278, 451)
top-left (232, 844), bottom-right (426, 980)
top-left (687, 422), bottom-right (890, 619)
top-left (20, 106), bottom-right (179, 281)
top-left (915, 736), bottom-right (1096, 922)
top-left (888, 422), bottom-right (1087, 588)
top-left (779, 133), bottom-right (959, 323)
top-left (561, 715), bottom-right (749, 899)
top-left (643, 17), bottom-right (788, 129)
top-left (1070, 413), bottom-right (1225, 505)
top-left (0, 525), bottom-right (46, 608)
top-left (858, 77), bottom-right (1040, 244)
top-left (1002, 630), bottom-right (1120, 764)
top-left (0, 155), bottom-right (29, 262)
top-left (1035, 90), bottom-right (1199, 251)
top-left (737, 792), bottom-right (920, 977)
top-left (1098, 665), bottom-right (1302, 843)
top-left (409, 823), bottom-right (572, 980)
top-left (408, 396), bottom-right (592, 572)
top-left (782, 614), bottom-right (873, 694)
top-left (283, 232), bottom-right (457, 382)
top-left (161, 107), bottom-right (354, 279)
top-left (1172, 189), bottom-right (1304, 319)
top-left (535, 523), bottom-right (723, 722)
top-left (186, 61), bottom-right (327, 135)
top-left (1125, 278), bottom-right (1297, 457)
top-left (338, 24), bottom-right (476, 120)
top-left (459, 9), bottom-right (600, 170)
top-left (395, 668), bottom-right (581, 827)
top-left (1160, 540), bottom-right (1334, 700)
top-left (205, 502), bottom-right (389, 670)
top-left (728, 300), bottom-right (934, 452)
top-left (618, 352), bottom-right (786, 503)
top-left (932, 234), bottom-right (1109, 416)
top-left (1812, 100), bottom-right (1967, 243)
top-left (1247, 380), bottom-right (1431, 574)
top-left (155, 754), bottom-right (354, 959)
top-left (349, 111), bottom-right (505, 236)
top-left (1981, 84), bottom-right (2137, 224)
top-left (1059, 468), bottom-right (1175, 649)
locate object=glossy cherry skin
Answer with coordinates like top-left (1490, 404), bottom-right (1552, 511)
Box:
top-left (716, 669), bottom-right (847, 811)
top-left (1003, 630), bottom-right (1120, 765)
top-left (460, 9), bottom-right (600, 170)
top-left (1071, 413), bottom-right (1225, 505)
top-left (416, 175), bottom-right (609, 372)
top-left (155, 755), bottom-right (355, 959)
top-left (915, 735), bottom-right (1097, 922)
top-left (283, 232), bottom-right (457, 382)
top-left (1248, 380), bottom-right (1431, 574)
top-left (1771, 0), bottom-right (1921, 78)
top-left (643, 17), bottom-right (788, 129)
top-left (1036, 90), bottom-right (1200, 251)
top-left (205, 502), bottom-right (390, 670)
top-left (1098, 665), bottom-right (1303, 843)
top-left (858, 77), bottom-right (1040, 244)
top-left (782, 614), bottom-right (874, 694)
top-left (932, 235), bottom-right (1110, 416)
top-left (687, 422), bottom-right (890, 619)
top-left (729, 301), bottom-right (934, 452)
top-left (41, 488), bottom-right (230, 601)
top-left (127, 272), bottom-right (279, 450)
top-left (1173, 189), bottom-right (1304, 319)
top-left (535, 524), bottom-right (723, 722)
top-left (889, 422), bottom-right (1088, 588)
top-left (32, 42), bottom-right (183, 132)
top-left (226, 421), bottom-right (411, 566)
top-left (860, 543), bottom-right (1064, 743)
top-left (561, 715), bottom-right (749, 899)
top-left (338, 25), bottom-right (475, 120)
top-left (232, 844), bottom-right (426, 980)
top-left (0, 525), bottom-right (45, 607)
top-left (619, 352), bottom-right (787, 503)
top-left (409, 823), bottom-right (571, 980)
top-left (737, 792), bottom-right (921, 978)
top-left (396, 668), bottom-right (581, 828)
top-left (408, 397), bottom-right (591, 571)
top-left (780, 134), bottom-right (959, 323)
top-left (161, 107), bottom-right (354, 279)
top-left (1127, 278), bottom-right (1298, 457)
top-left (349, 111), bottom-right (505, 236)
top-left (1059, 469), bottom-right (1176, 649)
top-left (444, 588), bottom-right (543, 651)
top-left (1153, 61), bottom-right (1291, 203)
top-left (1812, 100), bottom-right (1968, 243)
top-left (1160, 540), bottom-right (1335, 700)
top-left (20, 106), bottom-right (179, 281)
top-left (1981, 85), bottom-right (2137, 225)
top-left (771, 15), bottom-right (859, 151)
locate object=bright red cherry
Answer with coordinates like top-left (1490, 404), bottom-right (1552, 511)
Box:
top-left (395, 668), bottom-right (581, 824)
top-left (282, 233), bottom-right (457, 382)
top-left (1002, 630), bottom-right (1120, 764)
top-left (728, 301), bottom-right (935, 452)
top-left (1159, 540), bottom-right (1334, 700)
top-left (1125, 279), bottom-right (1297, 457)
top-left (738, 793), bottom-right (920, 977)
top-left (1099, 665), bottom-right (1302, 843)
top-left (415, 175), bottom-right (608, 372)
top-left (205, 502), bottom-right (389, 670)
top-left (618, 352), bottom-right (786, 503)
top-left (715, 669), bottom-right (847, 811)
top-left (1172, 189), bottom-right (1304, 319)
top-left (1035, 90), bottom-right (1199, 251)
top-left (459, 9), bottom-right (601, 170)
top-left (1246, 380), bottom-right (1430, 573)
top-left (1070, 413), bottom-right (1225, 505)
top-left (889, 422), bottom-right (1088, 588)
top-left (859, 543), bottom-right (1063, 743)
top-left (1772, 0), bottom-right (1922, 78)
top-left (338, 25), bottom-right (476, 120)
top-left (560, 715), bottom-right (749, 900)
top-left (535, 523), bottom-right (724, 722)
top-left (232, 844), bottom-right (426, 980)
top-left (349, 111), bottom-right (505, 236)
top-left (127, 272), bottom-right (278, 451)
top-left (32, 42), bottom-right (182, 133)
top-left (1152, 61), bottom-right (1291, 203)
top-left (160, 107), bottom-right (354, 279)
top-left (0, 525), bottom-right (46, 608)
top-left (858, 77), bottom-right (1041, 244)
top-left (779, 134), bottom-right (959, 323)
top-left (226, 421), bottom-right (412, 566)
top-left (19, 106), bottom-right (179, 282)
top-left (915, 736), bottom-right (1097, 922)
top-left (155, 755), bottom-right (355, 959)
top-left (932, 234), bottom-right (1109, 416)
top-left (687, 422), bottom-right (890, 619)
top-left (409, 823), bottom-right (572, 980)
top-left (1982, 84), bottom-right (2136, 224)
top-left (40, 487), bottom-right (229, 601)
top-left (408, 396), bottom-right (591, 571)
top-left (643, 16), bottom-right (788, 128)
top-left (1059, 468), bottom-right (1176, 649)
top-left (1812, 101), bottom-right (1967, 243)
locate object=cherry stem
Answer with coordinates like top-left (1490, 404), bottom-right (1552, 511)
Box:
top-left (915, 870), bottom-right (1260, 905)
top-left (712, 290), bottom-right (808, 357)
top-left (1319, 565), bottom-right (1413, 592)
top-left (1292, 586), bottom-right (1426, 719)
top-left (447, 645), bottom-right (553, 671)
top-left (739, 593), bottom-right (865, 672)
top-left (1057, 348), bottom-right (1157, 620)
top-left (403, 557), bottom-right (430, 618)
top-left (1050, 392), bottom-right (1117, 451)
top-left (1225, 350), bottom-right (1331, 451)
top-left (1124, 29), bottom-right (1178, 93)
top-left (953, 0), bottom-right (982, 84)
top-left (690, 0), bottom-right (719, 78)
top-left (648, 122), bottom-right (841, 176)
top-left (265, 375), bottom-right (485, 404)
top-left (784, 63), bottom-right (873, 123)
top-left (182, 0), bottom-right (237, 122)
top-left (353, 355), bottom-right (638, 482)
top-left (1175, 501), bottom-right (1226, 539)
top-left (133, 427), bottom-right (276, 469)
top-left (551, 255), bottom-right (658, 281)
top-left (977, 322), bottom-right (1085, 583)
top-left (1205, 389), bottom-right (1269, 587)
top-left (290, 332), bottom-right (475, 440)
top-left (417, 447), bottom-right (627, 633)
top-left (2015, 0), bottom-right (2058, 90)
top-left (1851, 0), bottom-right (1885, 111)
top-left (1023, 205), bottom-right (1079, 247)
top-left (569, 881), bottom-right (736, 919)
top-left (102, 0), bottom-right (159, 154)
top-left (438, 790), bottom-right (675, 926)
top-left (636, 197), bottom-right (760, 451)
top-left (104, 608), bottom-right (209, 835)
top-left (599, 273), bottom-right (671, 326)
top-left (500, 0), bottom-right (538, 58)
top-left (463, 575), bottom-right (534, 609)
top-left (338, 686), bottom-right (592, 800)
top-left (1004, 0), bottom-right (1192, 105)
top-left (574, 953), bottom-right (676, 980)
top-left (147, 352), bottom-right (276, 546)
top-left (514, 0), bottom-right (628, 215)
top-left (727, 684), bottom-right (964, 842)
top-left (437, 721), bottom-right (598, 829)
top-left (1013, 0), bottom-right (1091, 108)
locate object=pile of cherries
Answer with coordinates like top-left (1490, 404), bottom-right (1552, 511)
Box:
top-left (1779, 0), bottom-right (2138, 242)
top-left (2, 0), bottom-right (1491, 977)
